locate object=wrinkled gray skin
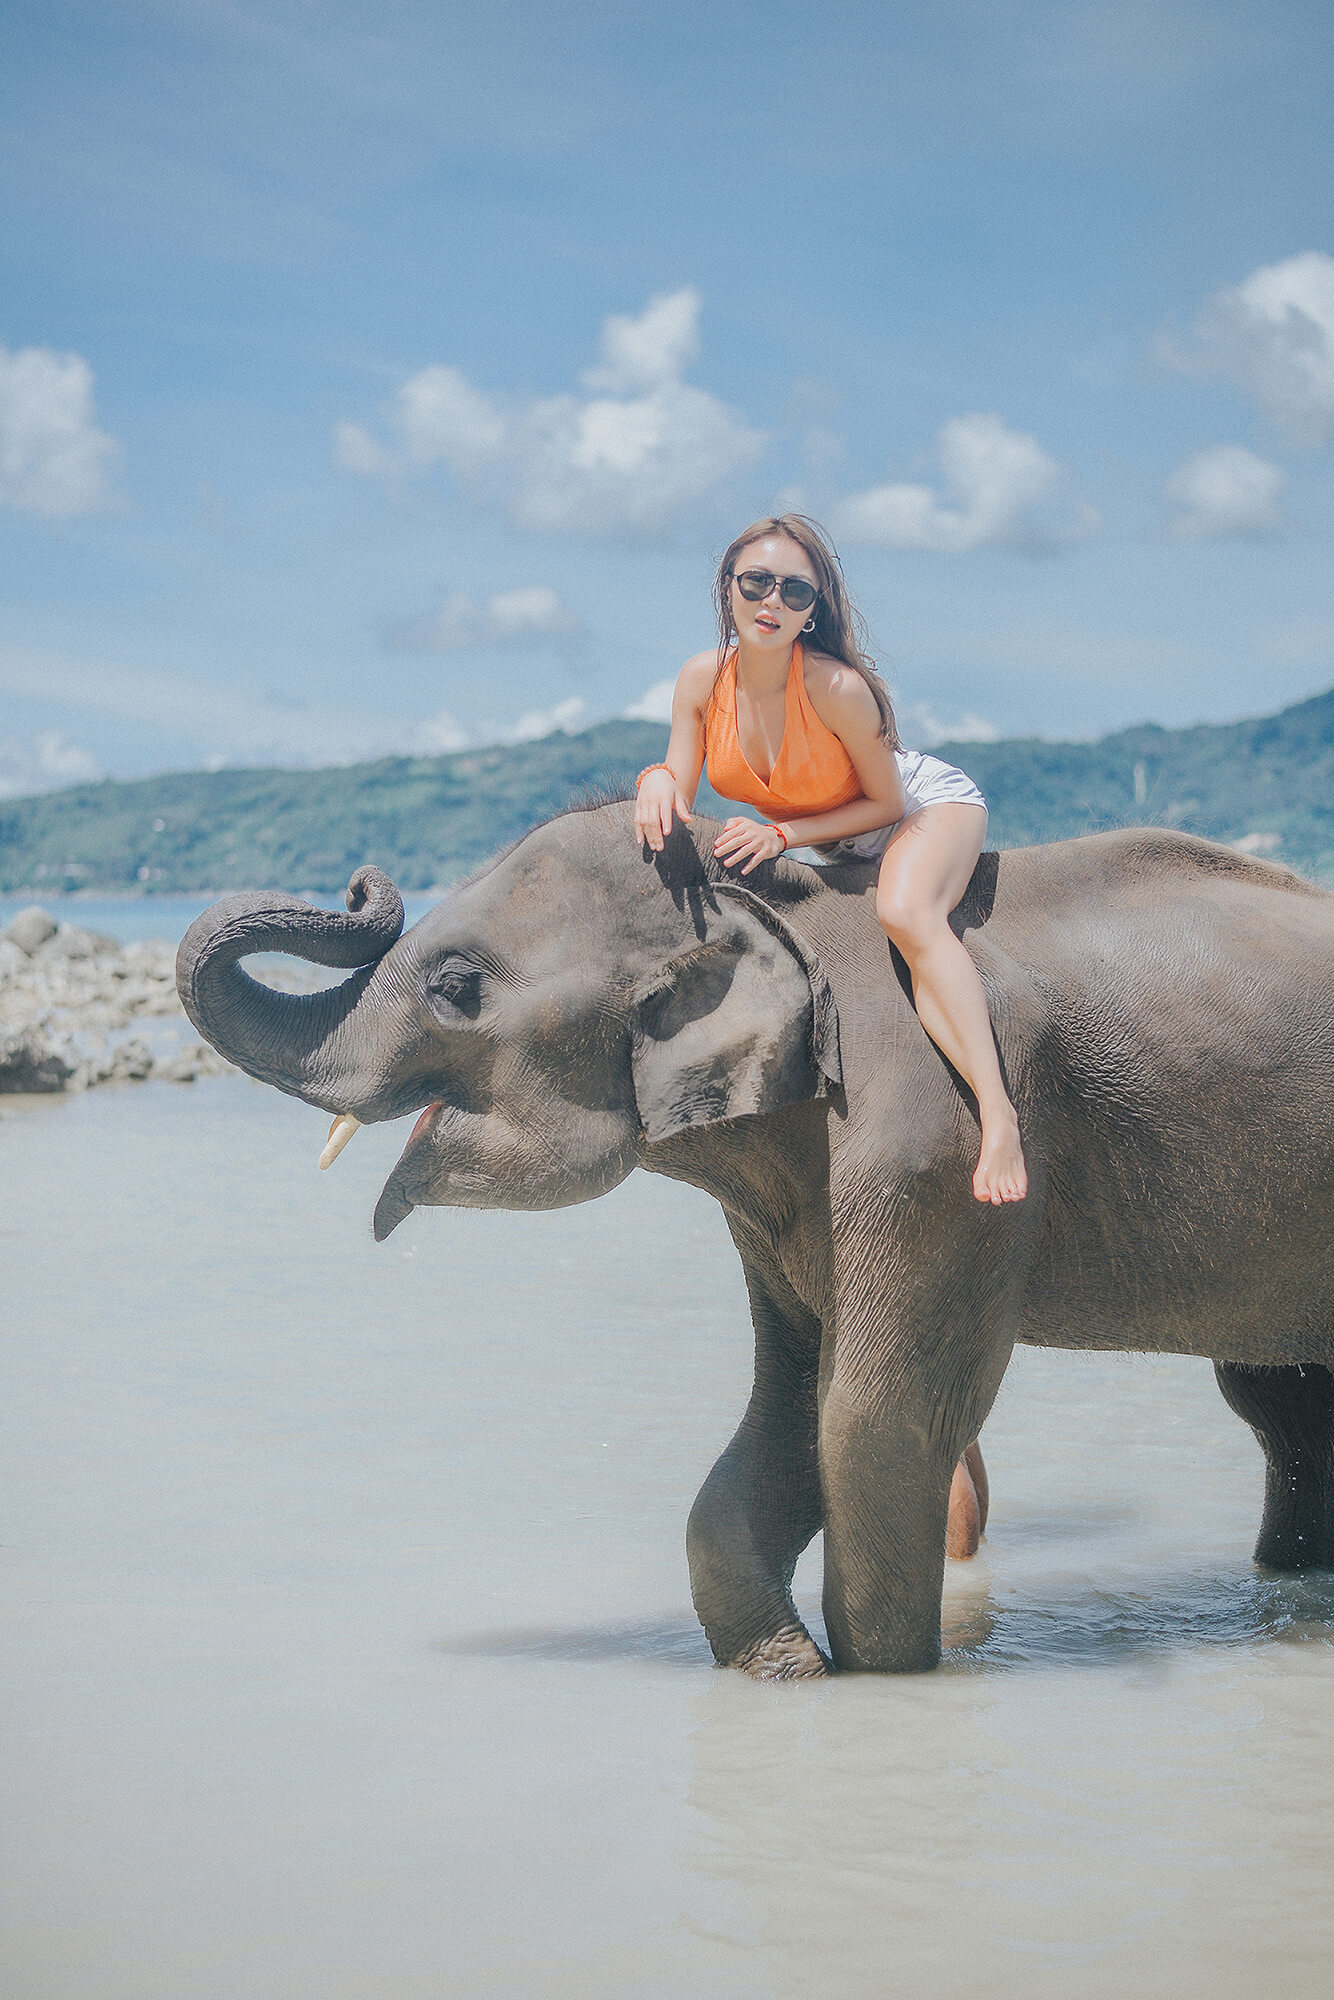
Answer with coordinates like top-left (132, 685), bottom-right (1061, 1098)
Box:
top-left (178, 806), bottom-right (1334, 1677)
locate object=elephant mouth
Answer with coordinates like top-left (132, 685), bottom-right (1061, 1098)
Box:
top-left (373, 1099), bottom-right (444, 1240)
top-left (369, 1086), bottom-right (642, 1238)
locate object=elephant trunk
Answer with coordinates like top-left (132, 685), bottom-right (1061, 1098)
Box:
top-left (176, 865), bottom-right (408, 1116)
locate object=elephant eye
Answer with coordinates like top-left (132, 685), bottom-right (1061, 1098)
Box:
top-left (427, 960), bottom-right (483, 1019)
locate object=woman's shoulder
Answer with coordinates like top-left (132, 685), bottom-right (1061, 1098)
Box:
top-left (676, 649), bottom-right (725, 704)
top-left (802, 650), bottom-right (881, 721)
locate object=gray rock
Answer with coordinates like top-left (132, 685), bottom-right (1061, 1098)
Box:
top-left (0, 1032), bottom-right (76, 1093)
top-left (157, 1050), bottom-right (200, 1082)
top-left (44, 925), bottom-right (98, 960)
top-left (3, 906), bottom-right (57, 955)
top-left (72, 1037), bottom-right (156, 1088)
top-left (158, 1039), bottom-right (221, 1082)
top-left (0, 920), bottom-right (234, 1096)
top-left (108, 1038), bottom-right (154, 1081)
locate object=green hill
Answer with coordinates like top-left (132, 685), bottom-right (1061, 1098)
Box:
top-left (0, 721), bottom-right (679, 896)
top-left (2, 688), bottom-right (1332, 896)
top-left (951, 687), bottom-right (1334, 879)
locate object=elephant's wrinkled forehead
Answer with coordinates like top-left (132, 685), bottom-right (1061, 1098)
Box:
top-left (406, 821), bottom-right (631, 972)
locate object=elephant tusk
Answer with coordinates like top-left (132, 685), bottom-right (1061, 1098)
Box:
top-left (319, 1112), bottom-right (361, 1170)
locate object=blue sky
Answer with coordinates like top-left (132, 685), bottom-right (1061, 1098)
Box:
top-left (2, 0), bottom-right (1333, 792)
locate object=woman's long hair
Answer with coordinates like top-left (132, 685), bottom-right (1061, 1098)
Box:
top-left (712, 513), bottom-right (899, 748)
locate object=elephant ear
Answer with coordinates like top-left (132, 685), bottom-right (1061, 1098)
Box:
top-left (631, 883), bottom-right (842, 1144)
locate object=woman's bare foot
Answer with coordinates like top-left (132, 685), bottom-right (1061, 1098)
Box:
top-left (973, 1110), bottom-right (1027, 1204)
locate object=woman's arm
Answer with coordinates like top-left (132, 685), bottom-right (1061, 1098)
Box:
top-left (714, 664), bottom-right (905, 871)
top-left (633, 654), bottom-right (714, 852)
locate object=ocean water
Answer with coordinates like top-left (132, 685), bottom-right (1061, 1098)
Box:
top-left (3, 1075), bottom-right (1334, 1997)
top-left (0, 893), bottom-right (444, 949)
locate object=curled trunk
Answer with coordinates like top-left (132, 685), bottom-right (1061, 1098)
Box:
top-left (176, 866), bottom-right (407, 1115)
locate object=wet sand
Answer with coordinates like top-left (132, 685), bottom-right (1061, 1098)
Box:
top-left (3, 1075), bottom-right (1334, 1997)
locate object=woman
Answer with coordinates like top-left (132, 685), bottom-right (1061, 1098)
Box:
top-left (635, 514), bottom-right (1010, 1556)
top-left (633, 512), bottom-right (1027, 1207)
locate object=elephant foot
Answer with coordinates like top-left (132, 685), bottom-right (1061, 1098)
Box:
top-left (735, 1627), bottom-right (829, 1680)
top-left (946, 1449), bottom-right (984, 1560)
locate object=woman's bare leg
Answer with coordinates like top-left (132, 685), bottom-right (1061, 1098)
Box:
top-left (963, 1437), bottom-right (989, 1531)
top-left (875, 803), bottom-right (1028, 1204)
top-left (947, 1452), bottom-right (982, 1558)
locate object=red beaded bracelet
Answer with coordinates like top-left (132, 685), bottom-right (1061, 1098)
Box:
top-left (767, 823), bottom-right (791, 851)
top-left (635, 763), bottom-right (673, 788)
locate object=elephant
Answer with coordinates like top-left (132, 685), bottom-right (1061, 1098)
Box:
top-left (177, 803), bottom-right (1334, 1677)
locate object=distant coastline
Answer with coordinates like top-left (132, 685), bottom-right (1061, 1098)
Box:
top-left (2, 691), bottom-right (1332, 896)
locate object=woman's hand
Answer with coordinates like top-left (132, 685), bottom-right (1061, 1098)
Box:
top-left (713, 816), bottom-right (787, 875)
top-left (634, 769), bottom-right (693, 852)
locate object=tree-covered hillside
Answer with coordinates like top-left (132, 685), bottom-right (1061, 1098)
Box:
top-left (948, 685), bottom-right (1334, 880)
top-left (1, 688), bottom-right (1331, 895)
top-left (0, 721), bottom-right (684, 895)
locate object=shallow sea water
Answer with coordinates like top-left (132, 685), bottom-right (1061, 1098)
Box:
top-left (0, 893), bottom-right (442, 948)
top-left (3, 1074), bottom-right (1334, 1998)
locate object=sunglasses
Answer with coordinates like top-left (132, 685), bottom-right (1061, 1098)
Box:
top-left (732, 568), bottom-right (819, 614)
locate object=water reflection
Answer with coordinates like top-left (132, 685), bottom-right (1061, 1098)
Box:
top-left (677, 1626), bottom-right (1334, 1999)
top-left (434, 1562), bottom-right (1334, 1683)
top-left (995, 1498), bottom-right (1143, 1544)
top-left (437, 1579), bottom-right (1334, 1688)
top-left (436, 1612), bottom-right (713, 1666)
top-left (945, 1563), bottom-right (1334, 1670)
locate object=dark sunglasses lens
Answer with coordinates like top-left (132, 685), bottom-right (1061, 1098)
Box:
top-left (735, 570), bottom-right (775, 601)
top-left (780, 578), bottom-right (817, 612)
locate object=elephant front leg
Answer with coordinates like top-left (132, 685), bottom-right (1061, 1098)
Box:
top-left (819, 1383), bottom-right (958, 1672)
top-left (819, 1288), bottom-right (1012, 1673)
top-left (687, 1275), bottom-right (827, 1680)
top-left (1215, 1361), bottom-right (1334, 1570)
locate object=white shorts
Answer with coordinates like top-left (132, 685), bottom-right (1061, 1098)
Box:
top-left (804, 750), bottom-right (987, 864)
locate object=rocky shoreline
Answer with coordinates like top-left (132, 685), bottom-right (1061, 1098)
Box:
top-left (0, 904), bottom-right (318, 1094)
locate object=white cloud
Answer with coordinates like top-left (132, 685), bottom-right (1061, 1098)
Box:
top-left (0, 637), bottom-right (609, 781)
top-left (581, 288), bottom-right (700, 392)
top-left (0, 345), bottom-right (119, 517)
top-left (391, 583), bottom-right (578, 653)
top-left (0, 644), bottom-right (417, 770)
top-left (337, 289), bottom-right (763, 537)
top-left (405, 709), bottom-right (470, 755)
top-left (396, 366), bottom-right (508, 472)
top-left (832, 414), bottom-right (1090, 553)
top-left (0, 730), bottom-right (102, 800)
top-left (1165, 445), bottom-right (1285, 540)
top-left (488, 585), bottom-right (576, 638)
top-left (896, 702), bottom-right (999, 748)
top-left (333, 419), bottom-right (395, 478)
top-left (1166, 252), bottom-right (1334, 445)
top-left (503, 696), bottom-right (586, 743)
top-left (623, 678), bottom-right (676, 724)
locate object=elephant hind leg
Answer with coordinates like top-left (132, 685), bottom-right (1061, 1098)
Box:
top-left (1215, 1361), bottom-right (1334, 1571)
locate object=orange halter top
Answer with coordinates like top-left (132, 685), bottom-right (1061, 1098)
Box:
top-left (704, 643), bottom-right (864, 821)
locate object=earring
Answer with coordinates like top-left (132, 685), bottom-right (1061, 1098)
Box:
top-left (802, 617), bottom-right (816, 633)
